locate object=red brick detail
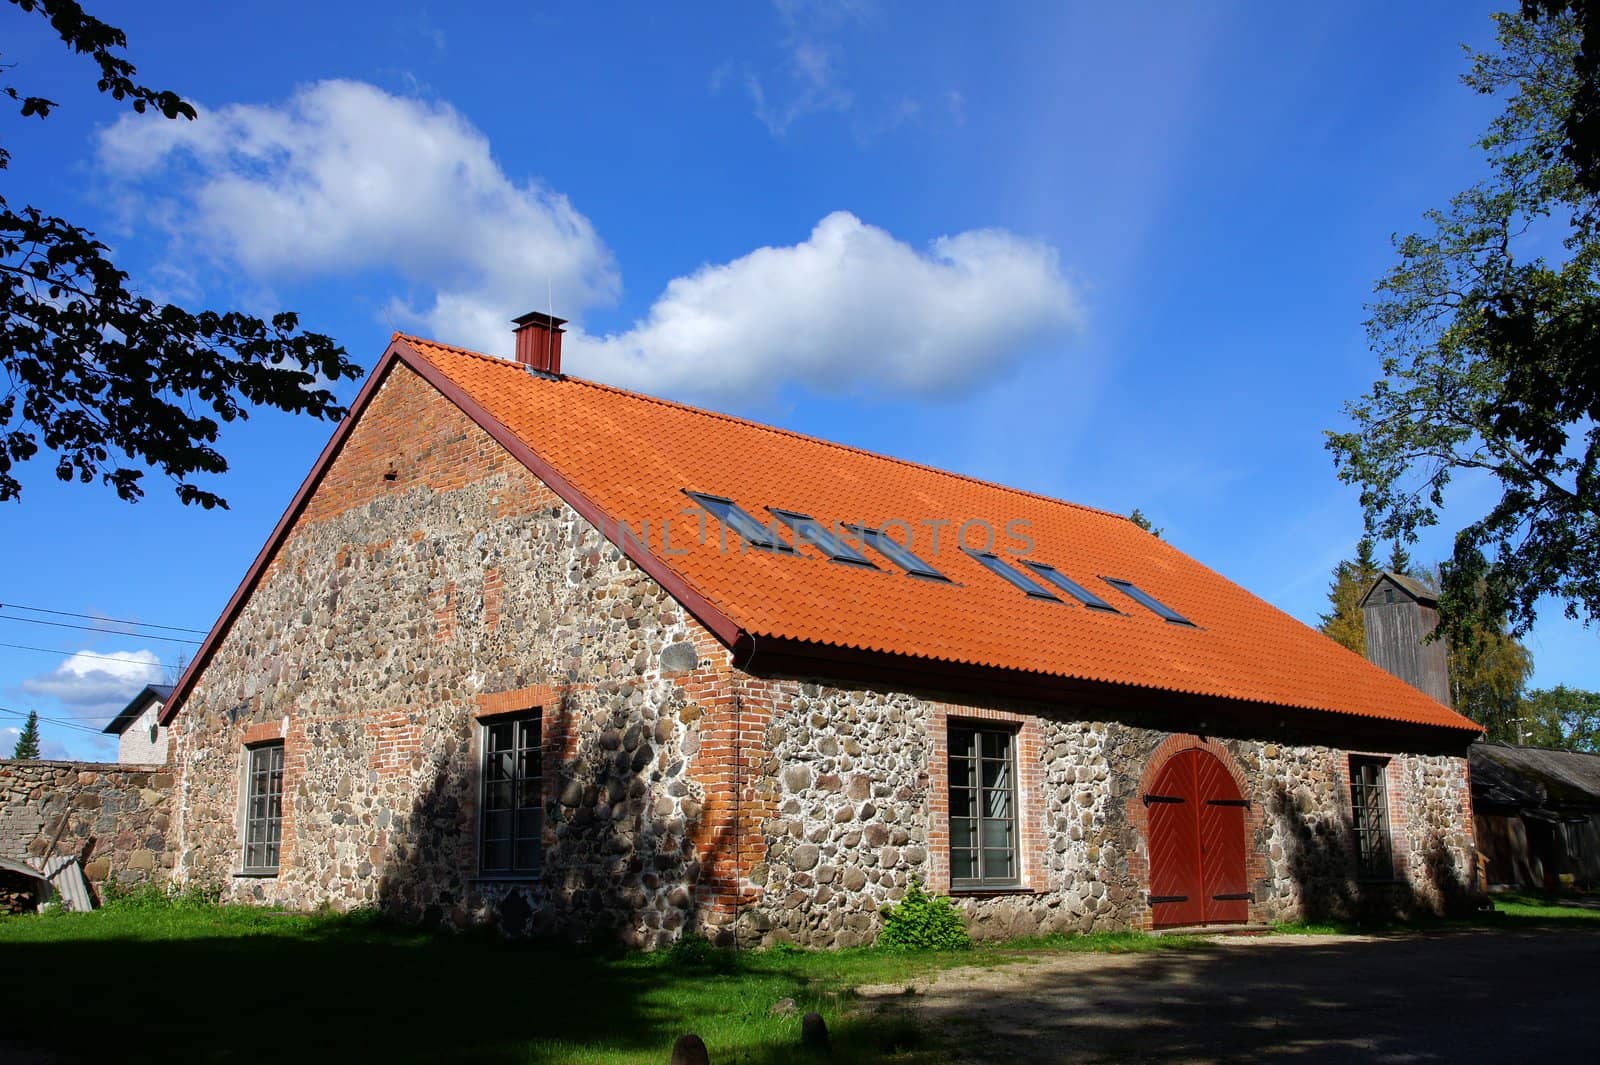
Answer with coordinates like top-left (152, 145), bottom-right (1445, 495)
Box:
top-left (925, 704), bottom-right (1049, 895)
top-left (365, 710), bottom-right (423, 780)
top-left (677, 662), bottom-right (773, 923)
top-left (474, 685), bottom-right (559, 719)
top-left (431, 580), bottom-right (458, 644)
top-left (297, 365), bottom-right (533, 527)
top-left (1340, 749), bottom-right (1411, 882)
top-left (1124, 734), bottom-right (1265, 931)
top-left (277, 716), bottom-right (303, 873)
top-left (483, 566), bottom-right (503, 632)
top-left (242, 720), bottom-right (284, 746)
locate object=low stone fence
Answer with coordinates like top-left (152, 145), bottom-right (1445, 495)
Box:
top-left (0, 759), bottom-right (174, 902)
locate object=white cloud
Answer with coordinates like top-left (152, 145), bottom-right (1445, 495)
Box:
top-left (715, 0), bottom-right (862, 137)
top-left (21, 650), bottom-right (164, 726)
top-left (97, 83), bottom-right (1081, 402)
top-left (568, 211), bottom-right (1081, 401)
top-left (98, 79), bottom-right (618, 342)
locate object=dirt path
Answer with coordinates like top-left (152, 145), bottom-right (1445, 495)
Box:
top-left (857, 929), bottom-right (1599, 1063)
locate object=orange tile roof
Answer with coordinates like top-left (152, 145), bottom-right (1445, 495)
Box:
top-left (397, 335), bottom-right (1479, 735)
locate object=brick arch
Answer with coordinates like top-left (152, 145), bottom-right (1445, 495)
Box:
top-left (1125, 734), bottom-right (1265, 929)
top-left (1134, 733), bottom-right (1252, 803)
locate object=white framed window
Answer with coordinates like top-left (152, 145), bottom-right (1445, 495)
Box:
top-left (241, 742), bottom-right (284, 875)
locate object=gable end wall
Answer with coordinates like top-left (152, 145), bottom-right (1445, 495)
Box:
top-left (170, 363), bottom-right (766, 945)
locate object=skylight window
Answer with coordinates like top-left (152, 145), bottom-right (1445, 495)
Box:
top-left (769, 510), bottom-right (876, 567)
top-left (964, 550), bottom-right (1060, 600)
top-left (1022, 562), bottom-right (1119, 612)
top-left (684, 491), bottom-right (793, 552)
top-left (844, 525), bottom-right (950, 581)
top-left (1103, 578), bottom-right (1193, 625)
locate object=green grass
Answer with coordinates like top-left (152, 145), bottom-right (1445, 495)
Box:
top-left (1272, 890), bottom-right (1600, 935)
top-left (1486, 890), bottom-right (1600, 922)
top-left (0, 893), bottom-right (1206, 1065)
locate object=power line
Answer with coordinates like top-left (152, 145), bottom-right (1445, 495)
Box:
top-left (0, 614), bottom-right (201, 645)
top-left (0, 641), bottom-right (182, 671)
top-left (0, 600), bottom-right (209, 635)
top-left (0, 704), bottom-right (107, 737)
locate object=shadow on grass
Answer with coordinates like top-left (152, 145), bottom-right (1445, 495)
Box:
top-left (0, 904), bottom-right (936, 1065)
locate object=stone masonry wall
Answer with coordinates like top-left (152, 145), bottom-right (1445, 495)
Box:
top-left (742, 682), bottom-right (1477, 946)
top-left (0, 759), bottom-right (174, 897)
top-left (170, 362), bottom-right (762, 947)
top-left (165, 358), bottom-right (1477, 949)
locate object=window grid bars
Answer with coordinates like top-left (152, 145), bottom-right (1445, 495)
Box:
top-left (242, 743), bottom-right (284, 874)
top-left (1350, 759), bottom-right (1392, 878)
top-left (949, 726), bottom-right (1019, 889)
top-left (480, 711), bottom-right (543, 877)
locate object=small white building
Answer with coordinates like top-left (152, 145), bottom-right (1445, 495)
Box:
top-left (101, 684), bottom-right (173, 764)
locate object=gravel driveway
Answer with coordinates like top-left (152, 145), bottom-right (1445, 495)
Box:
top-left (858, 928), bottom-right (1599, 1063)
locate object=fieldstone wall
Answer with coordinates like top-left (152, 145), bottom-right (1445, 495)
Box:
top-left (164, 358), bottom-right (1478, 950)
top-left (742, 683), bottom-right (1477, 946)
top-left (0, 759), bottom-right (174, 897)
top-left (169, 363), bottom-right (754, 947)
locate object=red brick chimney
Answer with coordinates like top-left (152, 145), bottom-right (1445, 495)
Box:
top-left (512, 311), bottom-right (566, 375)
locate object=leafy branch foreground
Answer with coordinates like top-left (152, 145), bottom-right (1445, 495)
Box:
top-left (0, 891), bottom-right (1200, 1065)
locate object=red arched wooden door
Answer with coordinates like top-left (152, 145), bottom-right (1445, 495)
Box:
top-left (1145, 749), bottom-right (1250, 927)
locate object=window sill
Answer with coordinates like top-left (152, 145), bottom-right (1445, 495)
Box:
top-left (471, 874), bottom-right (542, 884)
top-left (950, 885), bottom-right (1036, 898)
top-left (232, 870), bottom-right (279, 879)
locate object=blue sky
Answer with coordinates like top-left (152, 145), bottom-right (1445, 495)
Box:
top-left (2, 1), bottom-right (1592, 759)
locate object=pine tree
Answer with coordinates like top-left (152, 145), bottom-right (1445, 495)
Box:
top-left (1128, 508), bottom-right (1163, 539)
top-left (1387, 540), bottom-right (1413, 576)
top-left (11, 711), bottom-right (41, 760)
top-left (1319, 538), bottom-right (1380, 655)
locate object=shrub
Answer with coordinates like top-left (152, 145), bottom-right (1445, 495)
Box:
top-left (878, 879), bottom-right (970, 951)
top-left (663, 934), bottom-right (735, 971)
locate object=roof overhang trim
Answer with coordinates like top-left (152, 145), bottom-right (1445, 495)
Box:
top-left (160, 339), bottom-right (745, 725)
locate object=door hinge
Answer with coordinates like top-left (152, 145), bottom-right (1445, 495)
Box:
top-left (1143, 793), bottom-right (1183, 805)
top-left (1148, 894), bottom-right (1189, 904)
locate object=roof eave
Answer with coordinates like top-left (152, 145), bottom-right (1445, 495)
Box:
top-left (735, 633), bottom-right (1483, 748)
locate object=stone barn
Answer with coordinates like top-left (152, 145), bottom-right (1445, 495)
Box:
top-left (158, 315), bottom-right (1484, 947)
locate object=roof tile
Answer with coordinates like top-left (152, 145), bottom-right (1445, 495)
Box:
top-left (402, 335), bottom-right (1481, 734)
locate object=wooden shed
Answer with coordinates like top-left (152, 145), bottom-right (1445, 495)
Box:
top-left (1471, 742), bottom-right (1600, 891)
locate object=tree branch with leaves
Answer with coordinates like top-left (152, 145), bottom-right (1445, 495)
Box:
top-left (1328, 11), bottom-right (1599, 647)
top-left (0, 0), bottom-right (360, 509)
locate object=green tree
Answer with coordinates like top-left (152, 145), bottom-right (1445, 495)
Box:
top-left (1319, 537), bottom-right (1380, 655)
top-left (10, 709), bottom-right (40, 759)
top-left (1387, 540), bottom-right (1413, 577)
top-left (1, 0), bottom-right (361, 508)
top-left (1326, 11), bottom-right (1600, 646)
top-left (1448, 622), bottom-right (1535, 743)
top-left (1522, 2), bottom-right (1600, 199)
top-left (1319, 548), bottom-right (1535, 739)
top-left (1128, 508), bottom-right (1163, 539)
top-left (1519, 684), bottom-right (1600, 749)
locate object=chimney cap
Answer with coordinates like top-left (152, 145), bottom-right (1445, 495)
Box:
top-left (512, 310), bottom-right (568, 330)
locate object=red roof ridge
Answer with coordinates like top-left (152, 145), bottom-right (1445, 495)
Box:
top-left (396, 332), bottom-right (1132, 527)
